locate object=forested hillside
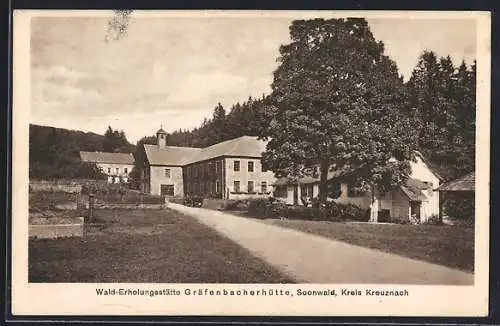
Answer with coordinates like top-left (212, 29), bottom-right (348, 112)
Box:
top-left (29, 124), bottom-right (134, 180)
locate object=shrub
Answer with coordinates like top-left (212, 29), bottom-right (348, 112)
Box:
top-left (341, 203), bottom-right (370, 222)
top-left (286, 206), bottom-right (329, 221)
top-left (443, 192), bottom-right (475, 221)
top-left (247, 198), bottom-right (286, 219)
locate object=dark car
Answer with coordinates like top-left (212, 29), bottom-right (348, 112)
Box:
top-left (183, 195), bottom-right (204, 207)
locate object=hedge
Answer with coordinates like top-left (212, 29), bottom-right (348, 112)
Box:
top-left (247, 198), bottom-right (369, 222)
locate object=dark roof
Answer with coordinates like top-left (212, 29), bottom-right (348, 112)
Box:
top-left (156, 128), bottom-right (167, 134)
top-left (143, 145), bottom-right (201, 166)
top-left (272, 151), bottom-right (441, 187)
top-left (400, 178), bottom-right (431, 201)
top-left (80, 151), bottom-right (135, 165)
top-left (435, 172), bottom-right (475, 192)
top-left (144, 136), bottom-right (268, 166)
top-left (272, 167), bottom-right (351, 186)
top-left (189, 136), bottom-right (268, 163)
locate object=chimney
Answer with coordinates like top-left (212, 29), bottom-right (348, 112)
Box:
top-left (156, 126), bottom-right (167, 149)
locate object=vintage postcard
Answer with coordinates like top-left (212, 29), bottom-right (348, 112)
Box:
top-left (11, 10), bottom-right (490, 317)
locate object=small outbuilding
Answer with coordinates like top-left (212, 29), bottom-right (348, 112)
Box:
top-left (435, 171), bottom-right (475, 222)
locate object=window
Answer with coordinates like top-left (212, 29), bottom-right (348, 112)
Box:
top-left (165, 168), bottom-right (171, 178)
top-left (216, 180), bottom-right (220, 193)
top-left (234, 181), bottom-right (240, 193)
top-left (234, 160), bottom-right (240, 172)
top-left (108, 168), bottom-right (111, 174)
top-left (248, 161), bottom-right (254, 172)
top-left (116, 167), bottom-right (120, 174)
top-left (215, 161), bottom-right (219, 174)
top-left (124, 167), bottom-right (128, 174)
top-left (261, 181), bottom-right (267, 193)
top-left (248, 181), bottom-right (254, 193)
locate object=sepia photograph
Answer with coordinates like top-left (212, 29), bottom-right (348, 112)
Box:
top-left (12, 10), bottom-right (490, 316)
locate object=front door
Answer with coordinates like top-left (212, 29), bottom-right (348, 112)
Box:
top-left (160, 184), bottom-right (175, 196)
top-left (410, 201), bottom-right (421, 221)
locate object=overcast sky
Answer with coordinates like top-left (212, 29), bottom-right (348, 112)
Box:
top-left (30, 14), bottom-right (477, 144)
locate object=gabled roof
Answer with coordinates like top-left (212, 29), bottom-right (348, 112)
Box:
top-left (143, 145), bottom-right (201, 166)
top-left (80, 151), bottom-right (135, 165)
top-left (144, 136), bottom-right (268, 166)
top-left (435, 171), bottom-right (475, 192)
top-left (399, 178), bottom-right (432, 202)
top-left (188, 136), bottom-right (268, 164)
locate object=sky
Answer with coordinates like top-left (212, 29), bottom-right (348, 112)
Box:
top-left (30, 13), bottom-right (477, 144)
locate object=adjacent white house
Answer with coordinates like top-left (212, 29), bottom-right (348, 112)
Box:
top-left (79, 151), bottom-right (135, 184)
top-left (273, 151), bottom-right (443, 223)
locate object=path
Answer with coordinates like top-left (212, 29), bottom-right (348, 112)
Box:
top-left (168, 203), bottom-right (474, 285)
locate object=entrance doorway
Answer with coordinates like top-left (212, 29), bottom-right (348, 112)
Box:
top-left (160, 184), bottom-right (175, 196)
top-left (410, 201), bottom-right (421, 221)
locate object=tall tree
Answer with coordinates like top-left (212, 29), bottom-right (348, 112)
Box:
top-left (211, 102), bottom-right (227, 144)
top-left (407, 51), bottom-right (476, 179)
top-left (262, 18), bottom-right (418, 212)
top-left (102, 126), bottom-right (133, 153)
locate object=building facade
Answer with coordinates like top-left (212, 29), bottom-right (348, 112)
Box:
top-left (141, 129), bottom-right (276, 199)
top-left (273, 152), bottom-right (442, 223)
top-left (80, 151), bottom-right (134, 183)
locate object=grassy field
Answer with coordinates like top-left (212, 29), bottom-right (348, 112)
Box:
top-left (29, 208), bottom-right (294, 283)
top-left (266, 219), bottom-right (474, 272)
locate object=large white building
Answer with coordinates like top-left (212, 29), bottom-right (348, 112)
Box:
top-left (80, 151), bottom-right (135, 183)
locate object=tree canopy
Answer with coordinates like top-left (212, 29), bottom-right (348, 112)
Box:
top-left (407, 50), bottom-right (476, 180)
top-left (102, 126), bottom-right (134, 153)
top-left (261, 18), bottom-right (419, 204)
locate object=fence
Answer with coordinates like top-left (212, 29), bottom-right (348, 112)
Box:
top-left (29, 179), bottom-right (108, 193)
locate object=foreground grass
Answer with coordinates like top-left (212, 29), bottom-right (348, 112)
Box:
top-left (29, 208), bottom-right (293, 283)
top-left (265, 219), bottom-right (474, 273)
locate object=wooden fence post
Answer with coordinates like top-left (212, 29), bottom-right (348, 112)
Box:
top-left (88, 194), bottom-right (95, 223)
